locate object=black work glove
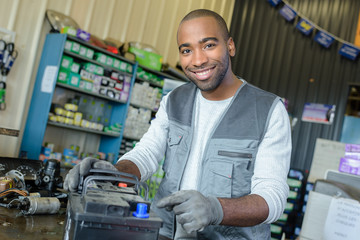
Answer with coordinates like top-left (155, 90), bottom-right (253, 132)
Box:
top-left (156, 190), bottom-right (224, 233)
top-left (63, 157), bottom-right (117, 192)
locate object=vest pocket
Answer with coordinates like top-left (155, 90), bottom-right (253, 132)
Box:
top-left (215, 149), bottom-right (255, 197)
top-left (163, 131), bottom-right (184, 175)
top-left (218, 150), bottom-right (253, 170)
top-left (206, 160), bottom-right (233, 198)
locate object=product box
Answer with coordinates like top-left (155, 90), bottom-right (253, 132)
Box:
top-left (84, 63), bottom-right (97, 73)
top-left (95, 65), bottom-right (104, 75)
top-left (76, 28), bottom-right (91, 42)
top-left (79, 79), bottom-right (93, 92)
top-left (86, 48), bottom-right (94, 59)
top-left (128, 47), bottom-right (162, 71)
top-left (71, 42), bottom-right (81, 54)
top-left (106, 56), bottom-right (114, 67)
top-left (119, 61), bottom-right (128, 72)
top-left (61, 26), bottom-right (77, 37)
top-left (61, 56), bottom-right (73, 70)
top-left (79, 80), bottom-right (86, 90)
top-left (70, 62), bottom-right (80, 73)
top-left (79, 45), bottom-right (88, 57)
top-left (74, 112), bottom-right (83, 126)
top-left (94, 52), bottom-right (107, 64)
top-left (68, 72), bottom-right (81, 87)
top-left (80, 69), bottom-right (91, 81)
top-left (126, 63), bottom-right (133, 73)
top-left (339, 157), bottom-right (360, 176)
top-left (64, 40), bottom-right (73, 51)
top-left (113, 59), bottom-right (121, 69)
top-left (85, 80), bottom-right (93, 91)
top-left (57, 68), bottom-right (69, 83)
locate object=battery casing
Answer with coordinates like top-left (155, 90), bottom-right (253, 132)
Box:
top-left (63, 182), bottom-right (162, 240)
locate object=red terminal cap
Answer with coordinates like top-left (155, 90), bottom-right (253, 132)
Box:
top-left (118, 183), bottom-right (127, 187)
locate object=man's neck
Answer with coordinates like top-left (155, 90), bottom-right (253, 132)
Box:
top-left (201, 74), bottom-right (242, 101)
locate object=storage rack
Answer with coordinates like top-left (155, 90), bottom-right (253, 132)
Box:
top-left (20, 33), bottom-right (137, 162)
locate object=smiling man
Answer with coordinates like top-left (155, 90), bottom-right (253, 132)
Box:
top-left (64, 9), bottom-right (292, 240)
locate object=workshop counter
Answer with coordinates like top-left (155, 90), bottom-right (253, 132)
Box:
top-left (0, 207), bottom-right (66, 240)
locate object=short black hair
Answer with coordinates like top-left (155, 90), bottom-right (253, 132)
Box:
top-left (180, 9), bottom-right (230, 41)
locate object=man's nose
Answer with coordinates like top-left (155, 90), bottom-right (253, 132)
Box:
top-left (192, 49), bottom-right (208, 67)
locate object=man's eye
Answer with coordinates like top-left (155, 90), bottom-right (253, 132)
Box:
top-left (205, 43), bottom-right (215, 49)
top-left (181, 49), bottom-right (191, 54)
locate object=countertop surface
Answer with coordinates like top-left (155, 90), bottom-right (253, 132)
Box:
top-left (0, 207), bottom-right (66, 240)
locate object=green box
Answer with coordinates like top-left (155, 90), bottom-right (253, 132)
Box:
top-left (113, 59), bottom-right (120, 69)
top-left (61, 26), bottom-right (77, 36)
top-left (119, 60), bottom-right (127, 72)
top-left (79, 79), bottom-right (86, 90)
top-left (64, 40), bottom-right (73, 51)
top-left (57, 68), bottom-right (69, 83)
top-left (71, 42), bottom-right (81, 54)
top-left (106, 56), bottom-right (114, 66)
top-left (94, 52), bottom-right (107, 64)
top-left (68, 72), bottom-right (81, 87)
top-left (70, 62), bottom-right (80, 73)
top-left (61, 56), bottom-right (73, 70)
top-left (86, 48), bottom-right (94, 59)
top-left (126, 63), bottom-right (133, 73)
top-left (95, 65), bottom-right (104, 75)
top-left (128, 46), bottom-right (162, 71)
top-left (79, 79), bottom-right (93, 91)
top-left (84, 63), bottom-right (97, 73)
top-left (79, 45), bottom-right (87, 57)
top-left (85, 80), bottom-right (93, 91)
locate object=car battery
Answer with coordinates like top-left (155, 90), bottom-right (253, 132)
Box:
top-left (63, 169), bottom-right (162, 240)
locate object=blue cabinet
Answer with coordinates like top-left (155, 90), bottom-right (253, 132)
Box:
top-left (20, 33), bottom-right (137, 162)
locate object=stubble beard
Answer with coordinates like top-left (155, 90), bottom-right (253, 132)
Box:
top-left (184, 53), bottom-right (230, 92)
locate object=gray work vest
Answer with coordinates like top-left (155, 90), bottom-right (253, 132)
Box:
top-left (151, 81), bottom-right (280, 240)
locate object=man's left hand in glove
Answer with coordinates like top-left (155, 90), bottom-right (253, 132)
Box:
top-left (156, 190), bottom-right (224, 234)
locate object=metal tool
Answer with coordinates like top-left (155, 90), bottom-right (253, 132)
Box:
top-left (0, 40), bottom-right (17, 111)
top-left (0, 80), bottom-right (5, 110)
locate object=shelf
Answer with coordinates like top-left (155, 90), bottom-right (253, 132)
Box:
top-left (47, 121), bottom-right (120, 137)
top-left (21, 33), bottom-right (136, 161)
top-left (66, 35), bottom-right (135, 65)
top-left (138, 64), bottom-right (188, 82)
top-left (136, 77), bottom-right (163, 88)
top-left (56, 82), bottom-right (127, 104)
top-left (63, 50), bottom-right (133, 77)
top-left (130, 102), bottom-right (157, 112)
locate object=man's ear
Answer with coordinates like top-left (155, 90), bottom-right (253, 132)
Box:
top-left (227, 37), bottom-right (236, 57)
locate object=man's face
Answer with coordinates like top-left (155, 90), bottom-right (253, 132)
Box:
top-left (177, 16), bottom-right (234, 92)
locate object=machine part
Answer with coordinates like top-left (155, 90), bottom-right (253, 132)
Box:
top-left (0, 177), bottom-right (13, 191)
top-left (35, 159), bottom-right (63, 194)
top-left (0, 157), bottom-right (43, 181)
top-left (29, 192), bottom-right (41, 197)
top-left (20, 197), bottom-right (60, 215)
top-left (5, 169), bottom-right (26, 189)
top-left (45, 10), bottom-right (79, 33)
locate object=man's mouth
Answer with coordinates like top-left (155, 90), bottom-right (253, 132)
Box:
top-left (196, 69), bottom-right (211, 76)
top-left (191, 67), bottom-right (215, 80)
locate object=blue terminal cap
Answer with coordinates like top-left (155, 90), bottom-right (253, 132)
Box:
top-left (133, 203), bottom-right (149, 218)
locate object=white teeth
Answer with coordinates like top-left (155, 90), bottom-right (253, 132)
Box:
top-left (196, 69), bottom-right (210, 76)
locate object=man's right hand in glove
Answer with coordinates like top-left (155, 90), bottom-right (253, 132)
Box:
top-left (63, 157), bottom-right (117, 192)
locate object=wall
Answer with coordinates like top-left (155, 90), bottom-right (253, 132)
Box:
top-left (0, 0), bottom-right (235, 157)
top-left (230, 0), bottom-right (360, 172)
